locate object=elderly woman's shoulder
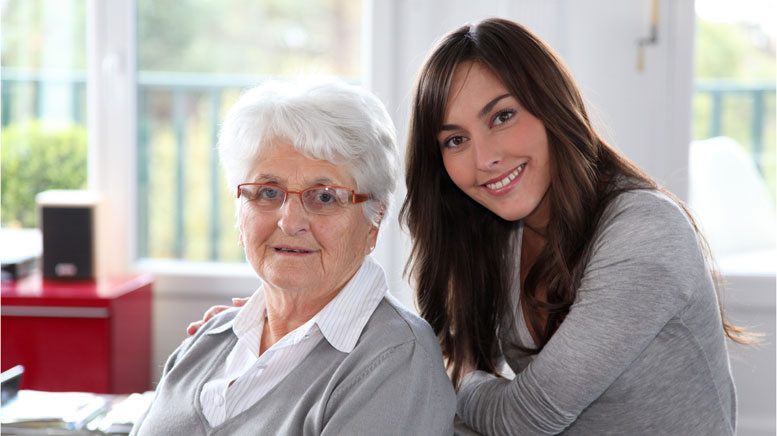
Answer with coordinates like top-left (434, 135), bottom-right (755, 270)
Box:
top-left (357, 294), bottom-right (442, 359)
top-left (190, 307), bottom-right (241, 341)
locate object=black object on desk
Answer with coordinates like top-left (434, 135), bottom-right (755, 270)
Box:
top-left (36, 190), bottom-right (97, 280)
top-left (1, 365), bottom-right (24, 403)
top-left (1, 256), bottom-right (37, 282)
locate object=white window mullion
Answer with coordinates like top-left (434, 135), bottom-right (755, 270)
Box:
top-left (87, 0), bottom-right (137, 277)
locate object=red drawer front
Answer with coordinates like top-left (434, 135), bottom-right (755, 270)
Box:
top-left (2, 314), bottom-right (111, 392)
top-left (1, 274), bottom-right (152, 394)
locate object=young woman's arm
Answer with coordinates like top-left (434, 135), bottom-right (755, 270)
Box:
top-left (457, 190), bottom-right (733, 435)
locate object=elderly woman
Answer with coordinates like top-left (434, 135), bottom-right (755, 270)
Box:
top-left (131, 79), bottom-right (455, 435)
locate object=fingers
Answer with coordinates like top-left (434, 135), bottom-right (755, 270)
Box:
top-left (186, 304), bottom-right (232, 336)
top-left (203, 305), bottom-right (230, 323)
top-left (186, 321), bottom-right (203, 336)
top-left (185, 295), bottom-right (249, 337)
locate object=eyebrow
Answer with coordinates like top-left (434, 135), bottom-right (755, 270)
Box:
top-left (251, 174), bottom-right (337, 186)
top-left (439, 93), bottom-right (512, 132)
top-left (252, 173), bottom-right (278, 183)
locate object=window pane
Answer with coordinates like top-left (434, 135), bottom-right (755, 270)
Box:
top-left (136, 0), bottom-right (362, 262)
top-left (1, 0), bottom-right (88, 230)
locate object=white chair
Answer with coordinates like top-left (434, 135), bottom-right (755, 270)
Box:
top-left (688, 136), bottom-right (776, 256)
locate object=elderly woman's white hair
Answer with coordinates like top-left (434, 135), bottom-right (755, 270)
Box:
top-left (218, 78), bottom-right (399, 225)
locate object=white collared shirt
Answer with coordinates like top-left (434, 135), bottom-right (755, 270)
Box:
top-left (199, 256), bottom-right (388, 427)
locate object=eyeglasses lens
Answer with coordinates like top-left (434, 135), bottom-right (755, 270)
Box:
top-left (302, 187), bottom-right (349, 214)
top-left (240, 185), bottom-right (352, 215)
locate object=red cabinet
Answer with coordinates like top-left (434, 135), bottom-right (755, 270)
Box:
top-left (1, 274), bottom-right (152, 394)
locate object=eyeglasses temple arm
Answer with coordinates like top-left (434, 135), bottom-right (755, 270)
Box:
top-left (353, 193), bottom-right (370, 204)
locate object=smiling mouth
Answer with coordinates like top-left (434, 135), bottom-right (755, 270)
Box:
top-left (274, 247), bottom-right (313, 254)
top-left (484, 163), bottom-right (526, 190)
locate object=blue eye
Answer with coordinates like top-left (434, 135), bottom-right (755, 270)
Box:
top-left (315, 191), bottom-right (335, 203)
top-left (257, 186), bottom-right (282, 201)
top-left (303, 187), bottom-right (349, 213)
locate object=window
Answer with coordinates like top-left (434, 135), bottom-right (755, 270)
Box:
top-left (135, 0), bottom-right (363, 263)
top-left (1, 0), bottom-right (88, 231)
top-left (690, 0), bottom-right (776, 273)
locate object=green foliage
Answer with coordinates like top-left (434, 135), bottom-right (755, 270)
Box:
top-left (1, 122), bottom-right (87, 228)
top-left (696, 19), bottom-right (775, 79)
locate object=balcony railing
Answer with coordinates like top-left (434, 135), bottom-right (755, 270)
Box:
top-left (2, 68), bottom-right (775, 262)
top-left (135, 72), bottom-right (259, 262)
top-left (694, 79), bottom-right (776, 175)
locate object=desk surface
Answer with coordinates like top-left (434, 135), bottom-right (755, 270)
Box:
top-left (1, 273), bottom-right (154, 307)
top-left (1, 390), bottom-right (153, 435)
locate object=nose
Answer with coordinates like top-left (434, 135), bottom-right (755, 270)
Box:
top-left (472, 137), bottom-right (501, 171)
top-left (277, 193), bottom-right (310, 235)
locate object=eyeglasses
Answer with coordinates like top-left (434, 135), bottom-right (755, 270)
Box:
top-left (236, 183), bottom-right (371, 215)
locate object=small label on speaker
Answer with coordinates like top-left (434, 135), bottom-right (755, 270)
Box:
top-left (55, 263), bottom-right (78, 277)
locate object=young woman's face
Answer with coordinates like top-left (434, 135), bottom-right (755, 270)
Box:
top-left (438, 62), bottom-right (551, 225)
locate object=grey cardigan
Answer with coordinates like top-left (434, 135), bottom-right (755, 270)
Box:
top-left (132, 295), bottom-right (455, 435)
top-left (458, 189), bottom-right (737, 435)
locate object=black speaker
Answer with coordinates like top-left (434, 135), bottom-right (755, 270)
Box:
top-left (36, 190), bottom-right (96, 279)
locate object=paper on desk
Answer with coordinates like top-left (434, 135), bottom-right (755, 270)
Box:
top-left (0, 390), bottom-right (107, 429)
top-left (86, 391), bottom-right (154, 434)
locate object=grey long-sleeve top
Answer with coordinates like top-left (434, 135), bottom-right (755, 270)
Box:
top-left (133, 294), bottom-right (455, 435)
top-left (457, 189), bottom-right (736, 435)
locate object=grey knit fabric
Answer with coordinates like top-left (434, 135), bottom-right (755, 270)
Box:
top-left (457, 189), bottom-right (736, 435)
top-left (133, 294), bottom-right (455, 436)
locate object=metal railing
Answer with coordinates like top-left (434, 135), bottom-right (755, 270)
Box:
top-left (136, 72), bottom-right (260, 261)
top-left (2, 68), bottom-right (774, 261)
top-left (695, 79), bottom-right (775, 174)
top-left (1, 68), bottom-right (87, 126)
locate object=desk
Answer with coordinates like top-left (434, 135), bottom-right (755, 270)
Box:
top-left (1, 274), bottom-right (152, 394)
top-left (1, 390), bottom-right (153, 435)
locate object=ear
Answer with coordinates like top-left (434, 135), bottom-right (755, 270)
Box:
top-left (238, 231), bottom-right (245, 247)
top-left (369, 223), bottom-right (380, 245)
top-left (366, 205), bottom-right (385, 253)
top-left (365, 225), bottom-right (379, 255)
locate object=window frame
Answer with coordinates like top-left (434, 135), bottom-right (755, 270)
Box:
top-left (87, 0), bottom-right (137, 279)
top-left (89, 0), bottom-right (394, 300)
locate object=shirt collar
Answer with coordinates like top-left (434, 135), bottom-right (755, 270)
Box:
top-left (203, 290), bottom-right (265, 338)
top-left (212, 256), bottom-right (388, 354)
top-left (313, 256), bottom-right (388, 353)
top-left (232, 288), bottom-right (267, 338)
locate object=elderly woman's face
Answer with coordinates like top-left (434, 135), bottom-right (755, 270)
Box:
top-left (239, 141), bottom-right (378, 294)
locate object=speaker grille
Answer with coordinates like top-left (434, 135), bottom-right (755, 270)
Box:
top-left (41, 206), bottom-right (93, 279)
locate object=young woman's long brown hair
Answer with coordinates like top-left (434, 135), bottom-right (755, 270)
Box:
top-left (400, 18), bottom-right (749, 388)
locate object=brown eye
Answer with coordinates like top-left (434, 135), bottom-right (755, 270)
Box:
top-left (493, 110), bottom-right (515, 126)
top-left (443, 135), bottom-right (468, 149)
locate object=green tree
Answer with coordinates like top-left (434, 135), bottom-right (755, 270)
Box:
top-left (696, 19), bottom-right (775, 79)
top-left (1, 122), bottom-right (87, 228)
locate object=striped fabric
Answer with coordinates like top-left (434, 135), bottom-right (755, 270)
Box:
top-left (200, 256), bottom-right (388, 427)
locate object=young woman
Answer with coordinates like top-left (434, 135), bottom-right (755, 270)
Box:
top-left (401, 18), bottom-right (746, 435)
